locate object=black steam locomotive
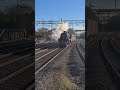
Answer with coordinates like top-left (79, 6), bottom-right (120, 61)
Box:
top-left (58, 31), bottom-right (69, 48)
top-left (0, 29), bottom-right (28, 41)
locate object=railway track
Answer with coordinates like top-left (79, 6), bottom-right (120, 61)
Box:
top-left (110, 38), bottom-right (120, 54)
top-left (35, 46), bottom-right (71, 75)
top-left (35, 42), bottom-right (59, 49)
top-left (0, 41), bottom-right (34, 52)
top-left (76, 42), bottom-right (85, 62)
top-left (35, 43), bottom-right (73, 89)
top-left (81, 42), bottom-right (85, 49)
top-left (0, 64), bottom-right (34, 90)
top-left (0, 41), bottom-right (76, 89)
top-left (0, 40), bottom-right (33, 48)
top-left (101, 39), bottom-right (120, 88)
top-left (0, 40), bottom-right (35, 89)
top-left (80, 39), bottom-right (85, 48)
top-left (35, 49), bottom-right (47, 55)
top-left (35, 48), bottom-right (42, 52)
top-left (25, 42), bottom-right (68, 89)
top-left (85, 38), bottom-right (116, 89)
top-left (24, 42), bottom-right (72, 89)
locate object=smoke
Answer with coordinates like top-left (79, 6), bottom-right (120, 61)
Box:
top-left (52, 22), bottom-right (69, 41)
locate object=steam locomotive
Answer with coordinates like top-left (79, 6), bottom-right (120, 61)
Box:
top-left (0, 29), bottom-right (28, 41)
top-left (58, 31), bottom-right (76, 47)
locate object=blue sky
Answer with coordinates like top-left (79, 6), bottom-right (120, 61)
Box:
top-left (35, 0), bottom-right (85, 30)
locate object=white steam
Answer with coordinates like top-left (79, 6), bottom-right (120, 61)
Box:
top-left (52, 22), bottom-right (69, 41)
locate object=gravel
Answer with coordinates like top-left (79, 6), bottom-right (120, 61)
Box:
top-left (35, 43), bottom-right (85, 90)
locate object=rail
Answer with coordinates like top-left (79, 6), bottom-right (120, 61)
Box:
top-left (76, 43), bottom-right (85, 63)
top-left (110, 39), bottom-right (120, 55)
top-left (35, 44), bottom-right (71, 75)
top-left (101, 39), bottom-right (120, 78)
top-left (0, 29), bottom-right (5, 38)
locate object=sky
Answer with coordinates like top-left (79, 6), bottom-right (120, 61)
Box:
top-left (35, 0), bottom-right (85, 30)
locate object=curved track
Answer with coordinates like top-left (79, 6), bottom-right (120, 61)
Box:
top-left (101, 39), bottom-right (120, 86)
top-left (76, 42), bottom-right (85, 63)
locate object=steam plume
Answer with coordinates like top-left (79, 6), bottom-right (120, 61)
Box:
top-left (52, 22), bottom-right (69, 41)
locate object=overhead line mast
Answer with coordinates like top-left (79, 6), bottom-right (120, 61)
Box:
top-left (35, 19), bottom-right (85, 30)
